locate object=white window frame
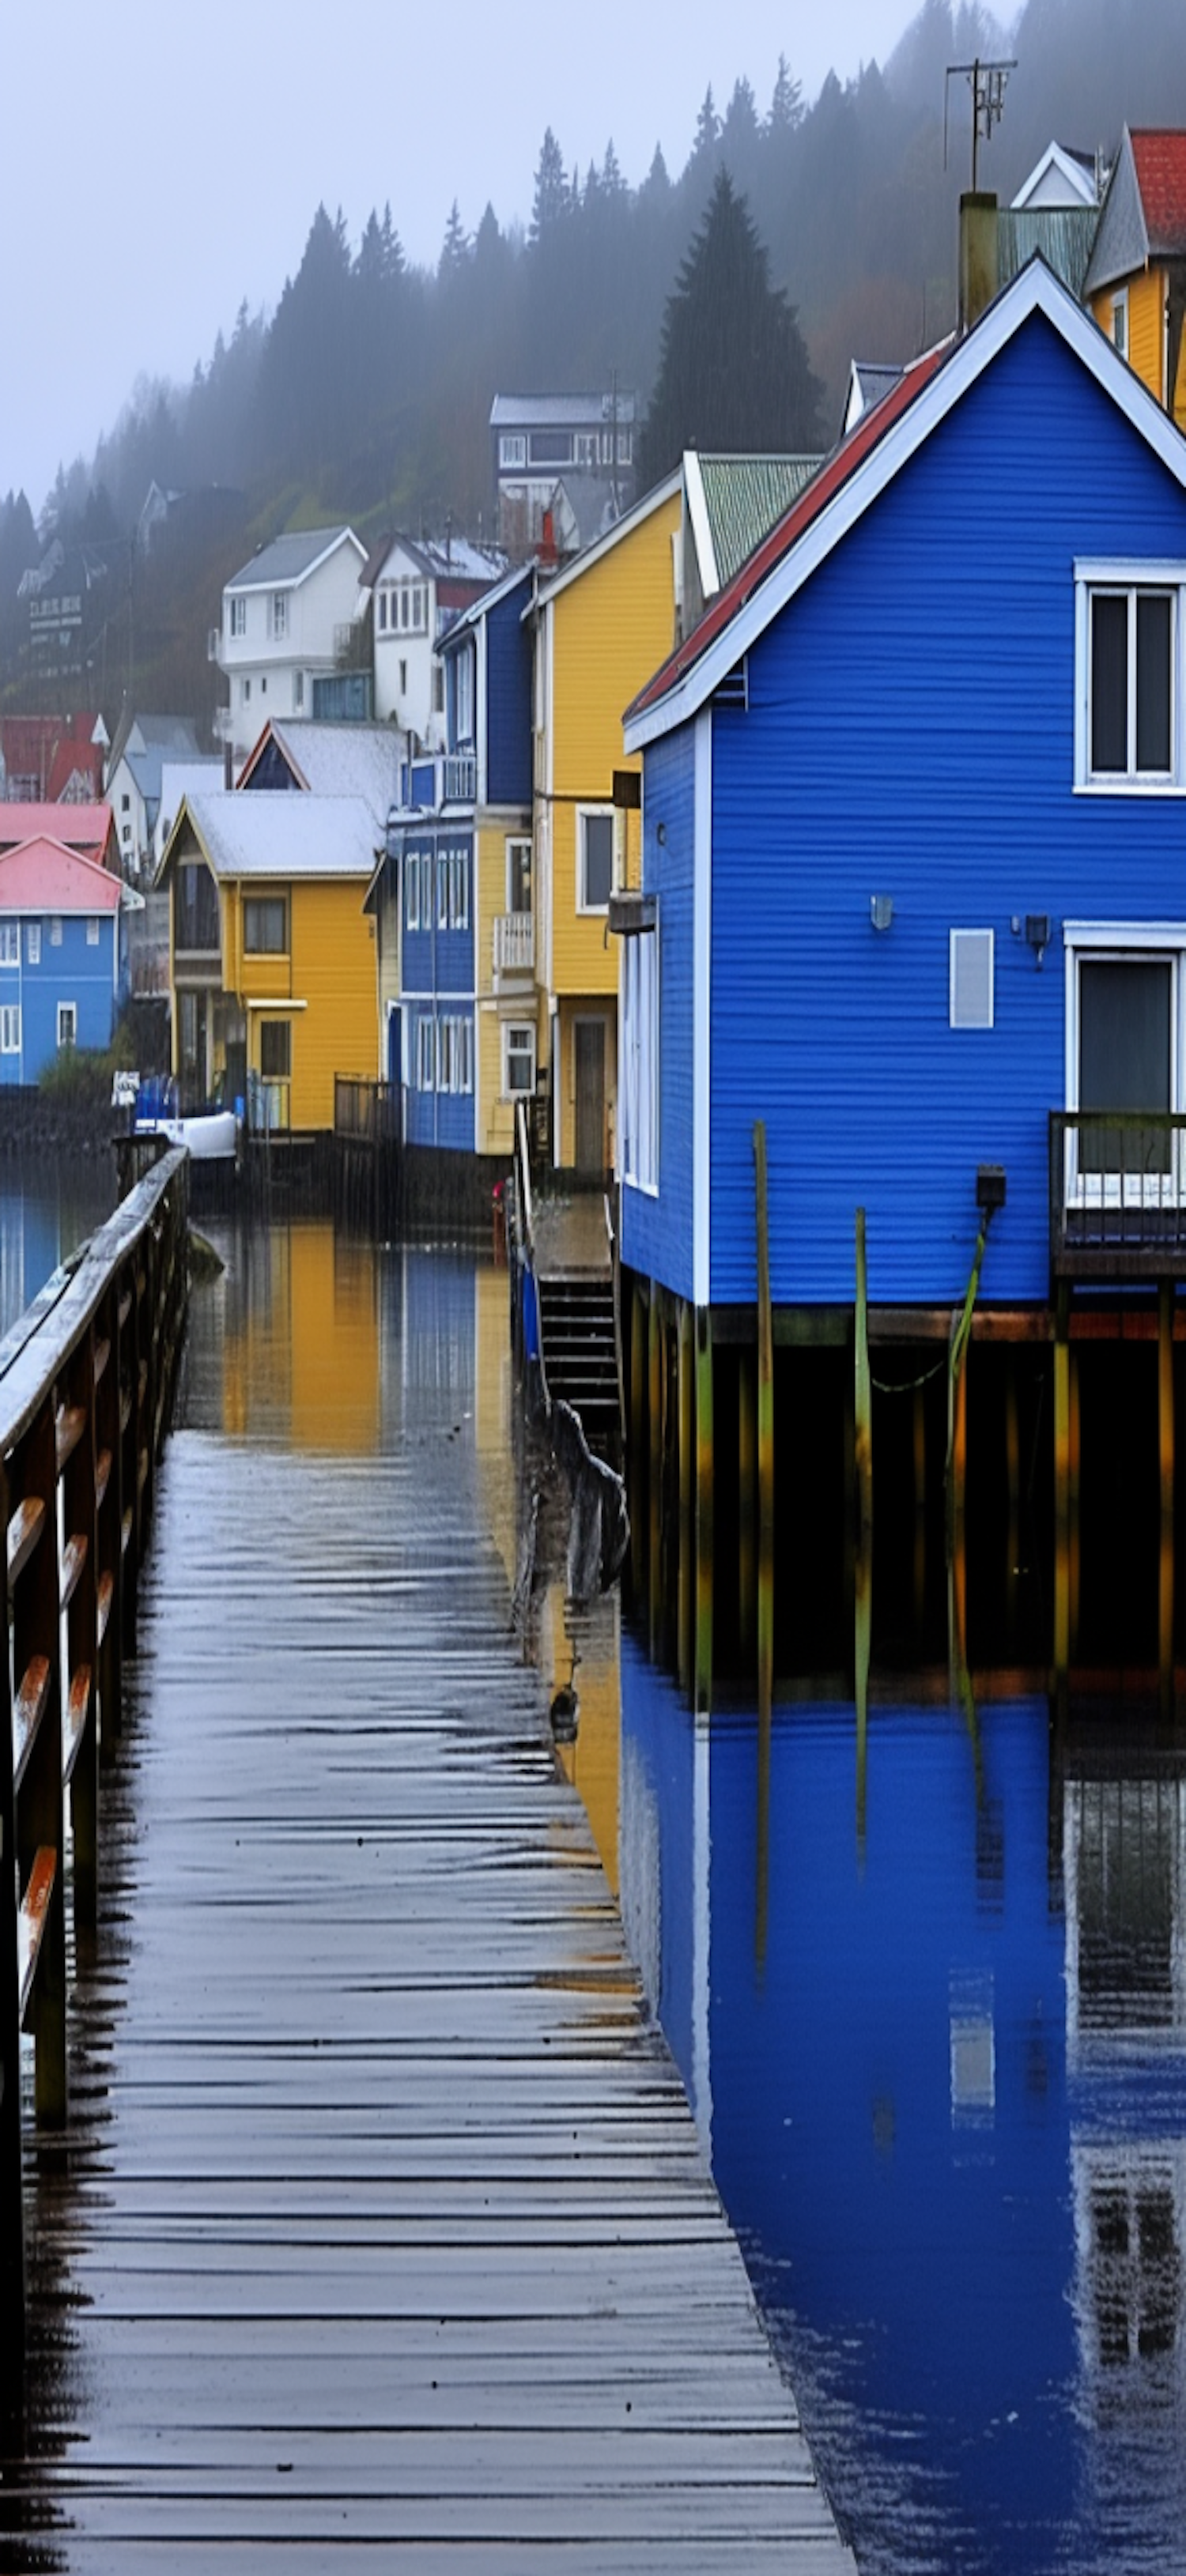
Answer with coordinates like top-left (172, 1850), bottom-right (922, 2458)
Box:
top-left (406, 851), bottom-right (421, 932)
top-left (502, 1020), bottom-right (536, 1099)
top-left (26, 922), bottom-right (40, 965)
top-left (1075, 561), bottom-right (1186, 790)
top-left (455, 644), bottom-right (474, 745)
top-left (416, 1014), bottom-right (436, 1091)
top-left (506, 836), bottom-right (531, 914)
top-left (576, 805), bottom-right (614, 915)
top-left (499, 433), bottom-right (527, 468)
top-left (271, 590), bottom-right (288, 639)
top-left (1063, 921), bottom-right (1186, 1208)
top-left (86, 915), bottom-right (100, 946)
top-left (949, 929), bottom-right (995, 1030)
top-left (621, 922), bottom-right (659, 1194)
top-left (0, 923), bottom-right (17, 966)
top-left (50, 916), bottom-right (62, 948)
top-left (450, 847), bottom-right (470, 931)
top-left (57, 1001), bottom-right (77, 1049)
top-left (1111, 289), bottom-right (1128, 358)
top-left (436, 853), bottom-right (449, 930)
top-left (0, 1005), bottom-right (20, 1054)
top-left (229, 594), bottom-right (247, 638)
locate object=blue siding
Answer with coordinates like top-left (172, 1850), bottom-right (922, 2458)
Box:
top-left (657, 310), bottom-right (1186, 1309)
top-left (0, 912), bottom-right (119, 1084)
top-left (485, 575), bottom-right (533, 808)
top-left (621, 725), bottom-right (697, 1296)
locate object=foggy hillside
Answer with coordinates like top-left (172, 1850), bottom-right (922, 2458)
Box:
top-left (4, 0), bottom-right (1184, 727)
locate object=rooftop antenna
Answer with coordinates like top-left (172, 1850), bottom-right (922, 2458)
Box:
top-left (944, 56), bottom-right (1017, 192)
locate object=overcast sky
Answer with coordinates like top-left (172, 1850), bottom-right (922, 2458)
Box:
top-left (5, 0), bottom-right (919, 516)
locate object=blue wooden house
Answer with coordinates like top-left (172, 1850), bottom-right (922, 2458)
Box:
top-left (619, 260), bottom-right (1186, 1332)
top-left (374, 563), bottom-right (534, 1161)
top-left (0, 832), bottom-right (127, 1085)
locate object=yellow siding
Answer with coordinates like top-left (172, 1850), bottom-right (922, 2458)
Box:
top-left (1092, 269), bottom-right (1172, 412)
top-left (284, 878), bottom-right (376, 1130)
top-left (548, 489), bottom-right (681, 1006)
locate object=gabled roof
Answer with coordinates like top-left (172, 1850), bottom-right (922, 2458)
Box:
top-left (1011, 141), bottom-right (1099, 212)
top-left (236, 719), bottom-right (402, 825)
top-left (440, 560), bottom-right (535, 652)
top-left (686, 454), bottom-right (823, 596)
top-left (842, 362), bottom-right (905, 436)
top-left (998, 205), bottom-right (1099, 300)
top-left (1086, 128), bottom-right (1186, 296)
top-left (225, 526), bottom-right (364, 593)
top-left (527, 467), bottom-right (682, 617)
top-left (359, 531), bottom-right (506, 590)
top-left (0, 801), bottom-right (116, 865)
top-left (0, 835), bottom-right (122, 911)
top-left (624, 258), bottom-right (1186, 750)
top-left (158, 793), bottom-right (379, 886)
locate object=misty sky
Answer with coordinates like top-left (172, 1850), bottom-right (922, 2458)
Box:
top-left (6, 0), bottom-right (923, 516)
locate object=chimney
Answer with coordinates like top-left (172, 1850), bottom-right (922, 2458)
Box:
top-left (959, 192), bottom-right (999, 335)
top-left (538, 508), bottom-right (558, 571)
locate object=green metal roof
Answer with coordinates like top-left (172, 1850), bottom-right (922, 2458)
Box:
top-left (998, 206), bottom-right (1100, 300)
top-left (697, 455), bottom-right (822, 590)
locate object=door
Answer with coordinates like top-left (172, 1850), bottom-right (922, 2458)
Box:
top-left (1077, 956), bottom-right (1174, 1193)
top-left (574, 1018), bottom-right (606, 1175)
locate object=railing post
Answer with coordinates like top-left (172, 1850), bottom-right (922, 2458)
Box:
top-left (61, 1322), bottom-right (100, 1930)
top-left (15, 1397), bottom-right (67, 2127)
top-left (95, 1274), bottom-right (123, 1751)
top-left (0, 1452), bottom-right (25, 2367)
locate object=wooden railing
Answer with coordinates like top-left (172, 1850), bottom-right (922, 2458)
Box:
top-left (1, 1147), bottom-right (189, 2369)
top-left (334, 1077), bottom-right (402, 1148)
top-left (1050, 1111), bottom-right (1186, 1276)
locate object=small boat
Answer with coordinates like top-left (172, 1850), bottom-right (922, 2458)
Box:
top-left (134, 1107), bottom-right (240, 1162)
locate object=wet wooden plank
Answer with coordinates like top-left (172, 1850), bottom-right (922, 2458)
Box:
top-left (9, 1432), bottom-right (854, 2572)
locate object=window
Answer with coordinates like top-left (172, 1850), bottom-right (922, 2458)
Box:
top-left (578, 808), bottom-right (614, 911)
top-left (294, 669), bottom-right (304, 710)
top-left (406, 850), bottom-right (421, 931)
top-left (618, 429), bottom-right (632, 464)
top-left (506, 836), bottom-right (531, 914)
top-left (122, 823), bottom-right (131, 843)
top-left (260, 677), bottom-right (267, 696)
top-left (575, 432), bottom-right (599, 466)
top-left (436, 853), bottom-right (449, 929)
top-left (86, 915), bottom-right (100, 945)
top-left (436, 1013), bottom-right (474, 1094)
top-left (1077, 565), bottom-right (1185, 786)
top-left (398, 658), bottom-right (407, 696)
top-left (431, 662), bottom-right (444, 715)
top-left (242, 677), bottom-right (251, 704)
top-left (503, 1020), bottom-right (535, 1098)
top-left (950, 930), bottom-right (995, 1029)
top-left (50, 916), bottom-right (62, 948)
top-left (449, 847), bottom-right (470, 930)
top-left (26, 922), bottom-right (40, 965)
top-left (530, 431), bottom-right (573, 465)
top-left (271, 591), bottom-right (288, 639)
top-left (229, 594), bottom-right (247, 637)
top-left (416, 1015), bottom-right (436, 1089)
top-left (259, 1019), bottom-right (291, 1080)
top-left (121, 792), bottom-right (130, 812)
top-left (455, 645), bottom-right (474, 743)
top-left (0, 923), bottom-right (17, 966)
top-left (412, 586), bottom-right (425, 632)
top-left (0, 1004), bottom-right (19, 1053)
top-left (244, 896), bottom-right (287, 952)
top-left (57, 1001), bottom-right (77, 1049)
top-left (1111, 291), bottom-right (1128, 358)
top-left (378, 590), bottom-right (388, 631)
top-left (599, 430), bottom-right (614, 466)
top-left (500, 433), bottom-right (527, 468)
top-left (621, 924), bottom-right (659, 1190)
top-left (401, 586), bottom-right (410, 630)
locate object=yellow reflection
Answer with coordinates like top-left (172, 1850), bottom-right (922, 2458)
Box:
top-left (221, 1223), bottom-right (380, 1451)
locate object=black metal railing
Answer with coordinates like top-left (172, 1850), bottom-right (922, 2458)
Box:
top-left (1050, 1111), bottom-right (1186, 1273)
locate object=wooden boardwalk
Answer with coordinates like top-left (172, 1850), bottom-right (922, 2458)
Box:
top-left (6, 1412), bottom-right (853, 2569)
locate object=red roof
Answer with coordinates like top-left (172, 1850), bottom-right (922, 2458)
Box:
top-left (1131, 131), bottom-right (1186, 258)
top-left (0, 801), bottom-right (116, 866)
top-left (0, 836), bottom-right (122, 911)
top-left (629, 341), bottom-right (950, 722)
top-left (0, 714), bottom-right (104, 801)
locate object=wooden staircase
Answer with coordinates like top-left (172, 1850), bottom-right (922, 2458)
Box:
top-left (537, 1271), bottom-right (621, 1457)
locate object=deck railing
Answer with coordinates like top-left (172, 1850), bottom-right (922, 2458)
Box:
top-left (1050, 1111), bottom-right (1186, 1274)
top-left (2, 1148), bottom-right (188, 2370)
top-left (334, 1077), bottom-right (402, 1147)
top-left (493, 912), bottom-right (534, 975)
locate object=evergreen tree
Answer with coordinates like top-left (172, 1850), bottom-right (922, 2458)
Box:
top-left (637, 170), bottom-right (823, 488)
top-left (530, 127), bottom-right (568, 242)
top-left (768, 54), bottom-right (803, 132)
top-left (692, 87), bottom-right (720, 158)
top-left (438, 199), bottom-right (470, 283)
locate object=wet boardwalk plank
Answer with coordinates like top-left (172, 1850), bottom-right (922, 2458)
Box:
top-left (8, 1431), bottom-right (853, 2570)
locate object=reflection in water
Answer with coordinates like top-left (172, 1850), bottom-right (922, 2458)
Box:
top-left (0, 1157), bottom-right (116, 1340)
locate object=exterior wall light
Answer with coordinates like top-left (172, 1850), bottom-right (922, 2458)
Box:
top-left (870, 893), bottom-right (894, 932)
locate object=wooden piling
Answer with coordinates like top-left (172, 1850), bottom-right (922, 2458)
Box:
top-left (854, 1207), bottom-right (872, 1544)
top-left (694, 1307), bottom-right (714, 1714)
top-left (738, 1345), bottom-right (757, 1668)
top-left (1053, 1287), bottom-right (1071, 1687)
top-left (648, 1286), bottom-right (663, 1659)
top-left (678, 1300), bottom-right (694, 1692)
top-left (1159, 1280), bottom-right (1175, 1526)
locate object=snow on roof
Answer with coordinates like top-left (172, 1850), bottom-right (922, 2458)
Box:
top-left (238, 722), bottom-right (403, 825)
top-left (225, 527), bottom-right (364, 592)
top-left (164, 792), bottom-right (379, 882)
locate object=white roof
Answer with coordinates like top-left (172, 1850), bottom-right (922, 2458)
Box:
top-left (165, 793), bottom-right (378, 881)
top-left (225, 527), bottom-right (364, 594)
top-left (245, 722), bottom-right (402, 826)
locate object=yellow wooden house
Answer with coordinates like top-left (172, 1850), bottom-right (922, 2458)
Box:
top-left (157, 791), bottom-right (380, 1129)
top-left (1085, 127), bottom-right (1186, 428)
top-left (528, 473), bottom-right (682, 1173)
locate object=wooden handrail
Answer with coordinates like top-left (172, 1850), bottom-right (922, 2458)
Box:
top-left (2, 1145), bottom-right (189, 2383)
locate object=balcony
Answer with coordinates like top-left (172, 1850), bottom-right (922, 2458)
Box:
top-left (493, 913), bottom-right (534, 984)
top-left (1050, 1112), bottom-right (1186, 1278)
top-left (397, 753), bottom-right (476, 810)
